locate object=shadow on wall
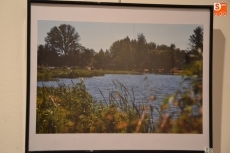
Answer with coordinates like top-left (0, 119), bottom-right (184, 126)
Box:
top-left (213, 29), bottom-right (225, 153)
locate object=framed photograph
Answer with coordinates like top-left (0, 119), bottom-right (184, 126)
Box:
top-left (26, 0), bottom-right (213, 152)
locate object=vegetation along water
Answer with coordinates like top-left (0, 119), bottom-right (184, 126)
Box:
top-left (36, 24), bottom-right (203, 133)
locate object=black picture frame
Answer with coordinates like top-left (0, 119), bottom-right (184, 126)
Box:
top-left (26, 0), bottom-right (213, 152)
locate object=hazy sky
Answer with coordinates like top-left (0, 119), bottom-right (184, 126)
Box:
top-left (38, 20), bottom-right (202, 52)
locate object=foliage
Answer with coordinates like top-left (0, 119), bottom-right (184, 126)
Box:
top-left (158, 49), bottom-right (203, 133)
top-left (38, 24), bottom-right (204, 73)
top-left (155, 27), bottom-right (203, 133)
top-left (45, 24), bottom-right (80, 56)
top-left (36, 80), bottom-right (153, 133)
top-left (189, 26), bottom-right (203, 51)
top-left (37, 67), bottom-right (141, 81)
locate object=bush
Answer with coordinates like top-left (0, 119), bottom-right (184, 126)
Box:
top-left (158, 49), bottom-right (203, 133)
top-left (36, 80), bottom-right (151, 133)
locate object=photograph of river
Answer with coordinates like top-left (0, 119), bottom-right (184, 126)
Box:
top-left (36, 21), bottom-right (203, 134)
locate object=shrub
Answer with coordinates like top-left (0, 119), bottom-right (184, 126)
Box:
top-left (36, 80), bottom-right (152, 133)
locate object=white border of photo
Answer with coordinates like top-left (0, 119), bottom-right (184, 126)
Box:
top-left (29, 3), bottom-right (211, 151)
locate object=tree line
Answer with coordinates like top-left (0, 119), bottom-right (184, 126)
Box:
top-left (38, 24), bottom-right (203, 73)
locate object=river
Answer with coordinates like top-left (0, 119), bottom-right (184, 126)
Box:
top-left (37, 74), bottom-right (188, 103)
top-left (37, 74), bottom-right (190, 122)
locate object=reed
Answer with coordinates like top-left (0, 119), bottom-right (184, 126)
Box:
top-left (36, 79), bottom-right (159, 133)
top-left (37, 71), bottom-right (203, 133)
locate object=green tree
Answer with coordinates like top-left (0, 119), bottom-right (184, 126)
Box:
top-left (93, 49), bottom-right (105, 69)
top-left (147, 42), bottom-right (156, 51)
top-left (156, 44), bottom-right (169, 50)
top-left (80, 48), bottom-right (95, 67)
top-left (104, 49), bottom-right (112, 69)
top-left (37, 44), bottom-right (60, 67)
top-left (170, 44), bottom-right (176, 50)
top-left (109, 37), bottom-right (134, 70)
top-left (189, 26), bottom-right (203, 51)
top-left (136, 33), bottom-right (147, 69)
top-left (115, 37), bottom-right (134, 70)
top-left (45, 24), bottom-right (80, 56)
top-left (186, 27), bottom-right (203, 66)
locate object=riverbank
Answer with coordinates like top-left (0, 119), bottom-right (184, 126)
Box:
top-left (37, 68), bottom-right (142, 81)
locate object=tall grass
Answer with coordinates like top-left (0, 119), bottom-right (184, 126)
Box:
top-left (36, 79), bottom-right (157, 133)
top-left (158, 50), bottom-right (203, 133)
top-left (37, 59), bottom-right (203, 134)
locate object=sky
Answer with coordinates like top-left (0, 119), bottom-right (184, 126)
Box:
top-left (38, 20), bottom-right (202, 52)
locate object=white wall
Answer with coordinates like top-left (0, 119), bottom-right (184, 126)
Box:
top-left (0, 0), bottom-right (229, 152)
